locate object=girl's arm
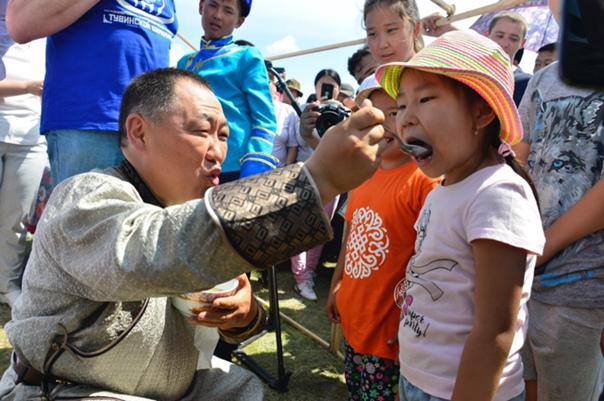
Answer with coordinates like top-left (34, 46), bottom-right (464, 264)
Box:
top-left (0, 79), bottom-right (43, 97)
top-left (451, 239), bottom-right (526, 401)
top-left (7, 0), bottom-right (101, 43)
top-left (538, 177), bottom-right (604, 266)
top-left (325, 222), bottom-right (349, 323)
top-left (285, 147), bottom-right (298, 165)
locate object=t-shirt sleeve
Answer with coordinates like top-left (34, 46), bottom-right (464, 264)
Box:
top-left (464, 179), bottom-right (544, 256)
top-left (285, 112), bottom-right (300, 148)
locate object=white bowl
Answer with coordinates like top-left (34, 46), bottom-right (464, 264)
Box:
top-left (171, 279), bottom-right (239, 318)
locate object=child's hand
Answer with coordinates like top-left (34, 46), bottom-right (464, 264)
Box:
top-left (325, 282), bottom-right (341, 323)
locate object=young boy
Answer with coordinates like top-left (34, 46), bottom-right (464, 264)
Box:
top-left (517, 1), bottom-right (604, 400)
top-left (177, 0), bottom-right (278, 180)
top-left (326, 76), bottom-right (439, 401)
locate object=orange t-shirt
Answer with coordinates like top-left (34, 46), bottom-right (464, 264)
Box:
top-left (336, 162), bottom-right (439, 360)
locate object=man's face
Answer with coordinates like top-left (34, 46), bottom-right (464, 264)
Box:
top-left (534, 50), bottom-right (557, 73)
top-left (200, 0), bottom-right (244, 41)
top-left (354, 54), bottom-right (379, 84)
top-left (139, 80), bottom-right (229, 205)
top-left (488, 18), bottom-right (527, 60)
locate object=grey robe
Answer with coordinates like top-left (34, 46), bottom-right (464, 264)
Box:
top-left (0, 163), bottom-right (332, 401)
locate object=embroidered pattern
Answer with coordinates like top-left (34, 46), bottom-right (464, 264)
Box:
top-left (345, 207), bottom-right (390, 279)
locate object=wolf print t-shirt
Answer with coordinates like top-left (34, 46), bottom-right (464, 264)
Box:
top-left (398, 164), bottom-right (544, 401)
top-left (519, 62), bottom-right (604, 308)
top-left (337, 163), bottom-right (438, 361)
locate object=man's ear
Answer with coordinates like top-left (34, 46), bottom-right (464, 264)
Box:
top-left (125, 113), bottom-right (148, 151)
top-left (521, 37), bottom-right (527, 49)
top-left (199, 0), bottom-right (204, 15)
top-left (474, 99), bottom-right (497, 130)
top-left (236, 15), bottom-right (245, 28)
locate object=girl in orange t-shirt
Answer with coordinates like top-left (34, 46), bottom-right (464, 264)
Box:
top-left (326, 76), bottom-right (439, 401)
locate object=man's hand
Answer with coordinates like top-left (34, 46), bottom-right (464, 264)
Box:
top-left (191, 274), bottom-right (257, 331)
top-left (305, 100), bottom-right (386, 204)
top-left (421, 13), bottom-right (456, 37)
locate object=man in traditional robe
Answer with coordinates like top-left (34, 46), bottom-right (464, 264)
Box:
top-left (0, 68), bottom-right (386, 401)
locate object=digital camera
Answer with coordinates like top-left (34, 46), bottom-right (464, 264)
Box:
top-left (313, 101), bottom-right (352, 137)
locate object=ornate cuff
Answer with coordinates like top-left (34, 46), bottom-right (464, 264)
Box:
top-left (205, 163), bottom-right (333, 268)
top-left (219, 299), bottom-right (267, 344)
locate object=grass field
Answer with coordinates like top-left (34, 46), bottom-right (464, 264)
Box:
top-left (0, 263), bottom-right (347, 401)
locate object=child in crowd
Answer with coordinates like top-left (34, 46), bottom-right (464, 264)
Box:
top-left (533, 43), bottom-right (556, 73)
top-left (363, 0), bottom-right (423, 69)
top-left (326, 76), bottom-right (439, 401)
top-left (516, 2), bottom-right (604, 400)
top-left (324, 1), bottom-right (431, 398)
top-left (375, 30), bottom-right (544, 401)
top-left (347, 46), bottom-right (378, 85)
top-left (177, 0), bottom-right (278, 180)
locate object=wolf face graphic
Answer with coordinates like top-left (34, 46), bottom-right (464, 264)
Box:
top-left (528, 90), bottom-right (604, 228)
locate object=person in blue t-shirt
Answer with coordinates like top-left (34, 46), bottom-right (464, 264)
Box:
top-left (177, 0), bottom-right (278, 180)
top-left (7, 0), bottom-right (177, 185)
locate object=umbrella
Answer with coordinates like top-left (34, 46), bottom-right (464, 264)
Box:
top-left (470, 0), bottom-right (559, 52)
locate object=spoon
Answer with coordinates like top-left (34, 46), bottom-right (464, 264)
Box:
top-left (383, 127), bottom-right (432, 158)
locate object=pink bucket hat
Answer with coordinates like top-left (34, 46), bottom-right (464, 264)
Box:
top-left (375, 30), bottom-right (522, 146)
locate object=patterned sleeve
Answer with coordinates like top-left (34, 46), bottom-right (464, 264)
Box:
top-left (206, 163), bottom-right (333, 267)
top-left (239, 46), bottom-right (280, 178)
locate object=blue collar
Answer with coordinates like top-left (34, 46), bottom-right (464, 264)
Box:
top-left (200, 35), bottom-right (234, 50)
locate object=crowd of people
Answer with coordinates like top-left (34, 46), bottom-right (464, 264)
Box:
top-left (0, 0), bottom-right (601, 400)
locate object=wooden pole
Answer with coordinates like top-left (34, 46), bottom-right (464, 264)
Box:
top-left (177, 32), bottom-right (198, 52)
top-left (429, 0), bottom-right (456, 17)
top-left (436, 0), bottom-right (529, 26)
top-left (266, 38), bottom-right (366, 61)
top-left (255, 297), bottom-right (336, 352)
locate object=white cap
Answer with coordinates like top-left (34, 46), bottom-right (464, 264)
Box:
top-left (355, 74), bottom-right (383, 106)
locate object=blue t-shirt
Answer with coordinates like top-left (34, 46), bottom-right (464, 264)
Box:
top-left (41, 0), bottom-right (177, 133)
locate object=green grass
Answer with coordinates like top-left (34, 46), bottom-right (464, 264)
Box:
top-left (0, 263), bottom-right (347, 400)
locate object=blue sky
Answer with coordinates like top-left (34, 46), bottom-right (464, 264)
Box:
top-left (171, 0), bottom-right (539, 98)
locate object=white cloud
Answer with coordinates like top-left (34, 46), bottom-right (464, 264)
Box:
top-left (265, 35), bottom-right (300, 57)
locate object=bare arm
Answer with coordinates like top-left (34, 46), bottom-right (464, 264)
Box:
top-left (285, 146), bottom-right (298, 165)
top-left (538, 177), bottom-right (604, 266)
top-left (0, 79), bottom-right (42, 97)
top-left (7, 0), bottom-right (101, 43)
top-left (325, 222), bottom-right (349, 323)
top-left (451, 239), bottom-right (526, 401)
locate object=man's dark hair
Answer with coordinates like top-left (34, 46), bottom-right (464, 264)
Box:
top-left (118, 68), bottom-right (212, 146)
top-left (347, 46), bottom-right (372, 78)
top-left (538, 43), bottom-right (556, 53)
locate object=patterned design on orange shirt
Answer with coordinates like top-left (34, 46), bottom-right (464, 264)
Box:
top-left (344, 207), bottom-right (390, 279)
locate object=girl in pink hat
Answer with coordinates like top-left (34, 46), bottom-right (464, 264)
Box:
top-left (376, 30), bottom-right (545, 401)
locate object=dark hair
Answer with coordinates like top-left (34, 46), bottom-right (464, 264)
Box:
top-left (363, 0), bottom-right (423, 52)
top-left (513, 47), bottom-right (524, 64)
top-left (348, 46), bottom-right (372, 78)
top-left (538, 43), bottom-right (556, 53)
top-left (234, 39), bottom-right (254, 46)
top-left (306, 94), bottom-right (317, 103)
top-left (119, 68), bottom-right (212, 146)
top-left (447, 77), bottom-right (540, 204)
top-left (314, 69), bottom-right (341, 87)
